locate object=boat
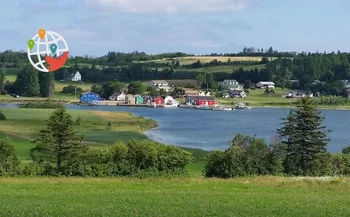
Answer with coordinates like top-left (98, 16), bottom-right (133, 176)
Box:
top-left (195, 105), bottom-right (211, 110)
top-left (212, 106), bottom-right (232, 111)
top-left (88, 100), bottom-right (99, 106)
top-left (150, 102), bottom-right (156, 108)
top-left (234, 102), bottom-right (251, 110)
top-left (164, 102), bottom-right (179, 108)
top-left (178, 103), bottom-right (195, 108)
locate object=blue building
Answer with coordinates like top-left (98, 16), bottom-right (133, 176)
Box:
top-left (80, 92), bottom-right (101, 103)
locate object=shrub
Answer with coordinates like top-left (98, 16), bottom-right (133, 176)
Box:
top-left (19, 101), bottom-right (65, 109)
top-left (0, 111), bottom-right (6, 120)
top-left (0, 90), bottom-right (7, 95)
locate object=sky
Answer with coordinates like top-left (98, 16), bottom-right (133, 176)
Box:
top-left (1, 0), bottom-right (350, 56)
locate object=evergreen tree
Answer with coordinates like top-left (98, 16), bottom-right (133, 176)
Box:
top-left (38, 72), bottom-right (55, 97)
top-left (13, 65), bottom-right (40, 96)
top-left (195, 73), bottom-right (204, 87)
top-left (31, 107), bottom-right (86, 171)
top-left (0, 137), bottom-right (20, 174)
top-left (0, 67), bottom-right (6, 91)
top-left (277, 97), bottom-right (330, 175)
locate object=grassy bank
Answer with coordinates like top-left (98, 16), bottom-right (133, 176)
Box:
top-left (0, 108), bottom-right (158, 160)
top-left (0, 176), bottom-right (349, 216)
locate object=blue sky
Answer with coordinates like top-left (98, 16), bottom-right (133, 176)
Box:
top-left (1, 0), bottom-right (350, 56)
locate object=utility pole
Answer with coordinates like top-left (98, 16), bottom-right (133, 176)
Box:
top-left (74, 85), bottom-right (77, 99)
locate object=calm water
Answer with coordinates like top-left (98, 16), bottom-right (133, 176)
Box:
top-left (1, 104), bottom-right (349, 153)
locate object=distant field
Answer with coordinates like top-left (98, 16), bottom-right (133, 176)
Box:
top-left (0, 176), bottom-right (349, 216)
top-left (135, 56), bottom-right (272, 65)
top-left (177, 64), bottom-right (266, 73)
top-left (167, 79), bottom-right (197, 86)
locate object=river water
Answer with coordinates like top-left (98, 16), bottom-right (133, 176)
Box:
top-left (1, 104), bottom-right (349, 153)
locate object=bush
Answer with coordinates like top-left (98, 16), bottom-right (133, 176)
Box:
top-left (0, 90), bottom-right (7, 95)
top-left (19, 101), bottom-right (65, 109)
top-left (0, 111), bottom-right (6, 120)
top-left (61, 85), bottom-right (84, 95)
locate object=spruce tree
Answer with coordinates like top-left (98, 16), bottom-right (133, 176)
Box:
top-left (31, 107), bottom-right (85, 171)
top-left (38, 72), bottom-right (55, 97)
top-left (0, 67), bottom-right (6, 91)
top-left (277, 97), bottom-right (330, 175)
top-left (0, 137), bottom-right (20, 174)
top-left (14, 65), bottom-right (40, 96)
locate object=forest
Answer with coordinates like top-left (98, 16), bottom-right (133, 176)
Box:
top-left (1, 48), bottom-right (350, 98)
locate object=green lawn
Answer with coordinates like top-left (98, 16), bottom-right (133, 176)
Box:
top-left (0, 176), bottom-right (349, 216)
top-left (0, 108), bottom-right (157, 160)
top-left (177, 64), bottom-right (265, 73)
top-left (217, 88), bottom-right (297, 106)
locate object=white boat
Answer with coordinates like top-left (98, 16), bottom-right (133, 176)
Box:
top-left (212, 106), bottom-right (232, 111)
top-left (88, 101), bottom-right (99, 106)
top-left (150, 102), bottom-right (156, 108)
top-left (234, 102), bottom-right (251, 110)
top-left (164, 102), bottom-right (179, 108)
top-left (195, 105), bottom-right (211, 110)
top-left (178, 103), bottom-right (195, 108)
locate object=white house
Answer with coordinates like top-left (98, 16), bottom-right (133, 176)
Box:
top-left (342, 80), bottom-right (350, 88)
top-left (109, 92), bottom-right (125, 101)
top-left (149, 80), bottom-right (172, 92)
top-left (220, 80), bottom-right (243, 90)
top-left (256, 81), bottom-right (275, 89)
top-left (199, 91), bottom-right (210, 96)
top-left (69, 71), bottom-right (81, 82)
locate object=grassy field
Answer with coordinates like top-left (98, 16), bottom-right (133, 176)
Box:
top-left (0, 108), bottom-right (157, 160)
top-left (217, 87), bottom-right (296, 106)
top-left (0, 176), bottom-right (349, 216)
top-left (136, 56), bottom-right (273, 64)
top-left (176, 64), bottom-right (265, 73)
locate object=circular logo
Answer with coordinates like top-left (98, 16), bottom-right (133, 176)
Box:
top-left (27, 29), bottom-right (69, 72)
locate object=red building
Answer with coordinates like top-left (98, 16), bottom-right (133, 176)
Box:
top-left (154, 96), bottom-right (165, 105)
top-left (185, 96), bottom-right (215, 106)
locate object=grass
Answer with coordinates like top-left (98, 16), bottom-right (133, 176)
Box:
top-left (136, 56), bottom-right (275, 64)
top-left (167, 79), bottom-right (197, 87)
top-left (176, 64), bottom-right (266, 73)
top-left (0, 108), bottom-right (157, 160)
top-left (217, 88), bottom-right (296, 106)
top-left (0, 176), bottom-right (349, 216)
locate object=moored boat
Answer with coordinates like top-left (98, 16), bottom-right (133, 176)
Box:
top-left (88, 100), bottom-right (99, 106)
top-left (212, 106), bottom-right (232, 111)
top-left (194, 105), bottom-right (211, 110)
top-left (178, 103), bottom-right (195, 108)
top-left (234, 102), bottom-right (251, 110)
top-left (164, 102), bottom-right (179, 108)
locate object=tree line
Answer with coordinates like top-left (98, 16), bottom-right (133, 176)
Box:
top-left (3, 65), bottom-right (54, 97)
top-left (1, 98), bottom-right (350, 178)
top-left (205, 97), bottom-right (350, 177)
top-left (0, 107), bottom-right (192, 177)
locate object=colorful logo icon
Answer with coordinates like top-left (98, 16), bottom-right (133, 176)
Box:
top-left (27, 28), bottom-right (69, 72)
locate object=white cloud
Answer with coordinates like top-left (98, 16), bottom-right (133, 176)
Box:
top-left (85, 0), bottom-right (252, 14)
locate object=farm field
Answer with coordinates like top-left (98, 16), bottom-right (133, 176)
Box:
top-left (135, 56), bottom-right (275, 64)
top-left (176, 64), bottom-right (265, 73)
top-left (0, 176), bottom-right (349, 216)
top-left (0, 108), bottom-right (157, 160)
